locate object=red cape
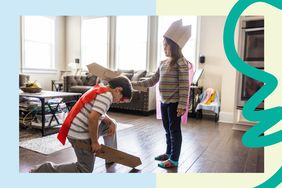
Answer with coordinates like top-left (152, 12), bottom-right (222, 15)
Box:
top-left (57, 85), bottom-right (109, 145)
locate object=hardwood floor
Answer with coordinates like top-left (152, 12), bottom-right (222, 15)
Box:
top-left (19, 112), bottom-right (264, 173)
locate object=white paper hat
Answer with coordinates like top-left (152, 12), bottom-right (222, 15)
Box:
top-left (164, 19), bottom-right (192, 48)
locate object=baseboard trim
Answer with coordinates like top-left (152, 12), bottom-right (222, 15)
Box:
top-left (232, 124), bottom-right (252, 131)
top-left (109, 108), bottom-right (156, 116)
top-left (219, 111), bottom-right (234, 124)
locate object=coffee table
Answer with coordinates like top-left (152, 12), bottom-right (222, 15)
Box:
top-left (19, 90), bottom-right (82, 136)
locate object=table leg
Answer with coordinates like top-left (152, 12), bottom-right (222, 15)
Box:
top-left (47, 102), bottom-right (61, 126)
top-left (40, 98), bottom-right (45, 136)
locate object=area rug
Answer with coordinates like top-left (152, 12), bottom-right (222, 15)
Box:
top-left (117, 123), bottom-right (135, 131)
top-left (19, 134), bottom-right (71, 155)
top-left (19, 123), bottom-right (134, 155)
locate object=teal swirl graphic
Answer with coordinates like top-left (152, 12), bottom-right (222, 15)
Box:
top-left (223, 0), bottom-right (282, 187)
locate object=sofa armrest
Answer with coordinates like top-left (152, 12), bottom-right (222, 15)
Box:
top-left (134, 75), bottom-right (156, 110)
top-left (63, 76), bottom-right (85, 92)
top-left (146, 86), bottom-right (156, 111)
top-left (64, 76), bottom-right (74, 92)
top-left (135, 86), bottom-right (156, 111)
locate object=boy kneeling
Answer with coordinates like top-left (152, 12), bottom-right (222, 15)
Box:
top-left (30, 76), bottom-right (133, 173)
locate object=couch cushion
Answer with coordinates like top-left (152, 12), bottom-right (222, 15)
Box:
top-left (70, 86), bottom-right (92, 93)
top-left (131, 70), bottom-right (147, 81)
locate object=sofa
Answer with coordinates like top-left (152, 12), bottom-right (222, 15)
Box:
top-left (110, 70), bottom-right (156, 114)
top-left (63, 75), bottom-right (98, 93)
top-left (63, 70), bottom-right (156, 114)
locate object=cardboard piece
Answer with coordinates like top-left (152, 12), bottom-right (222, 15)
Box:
top-left (87, 63), bottom-right (121, 81)
top-left (164, 19), bottom-right (192, 49)
top-left (87, 62), bottom-right (148, 92)
top-left (74, 142), bottom-right (142, 168)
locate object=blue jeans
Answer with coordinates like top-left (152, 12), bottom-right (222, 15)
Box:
top-left (161, 102), bottom-right (182, 161)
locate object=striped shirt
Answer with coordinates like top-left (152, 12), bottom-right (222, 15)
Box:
top-left (134, 57), bottom-right (189, 109)
top-left (67, 91), bottom-right (113, 140)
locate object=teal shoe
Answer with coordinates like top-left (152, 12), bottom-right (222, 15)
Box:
top-left (158, 159), bottom-right (178, 169)
top-left (154, 154), bottom-right (170, 161)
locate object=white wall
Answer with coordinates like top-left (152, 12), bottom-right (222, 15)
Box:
top-left (198, 16), bottom-right (239, 123)
top-left (66, 17), bottom-right (81, 67)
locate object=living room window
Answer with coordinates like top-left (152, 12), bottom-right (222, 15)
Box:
top-left (115, 16), bottom-right (148, 70)
top-left (81, 17), bottom-right (108, 70)
top-left (21, 16), bottom-right (55, 71)
top-left (80, 16), bottom-right (198, 72)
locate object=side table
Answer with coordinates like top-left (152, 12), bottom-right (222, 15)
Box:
top-left (188, 85), bottom-right (203, 118)
top-left (51, 80), bottom-right (63, 92)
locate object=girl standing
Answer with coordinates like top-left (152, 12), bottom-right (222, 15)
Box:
top-left (132, 20), bottom-right (191, 168)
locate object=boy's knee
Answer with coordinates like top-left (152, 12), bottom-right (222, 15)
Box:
top-left (77, 163), bottom-right (93, 173)
top-left (110, 118), bottom-right (117, 127)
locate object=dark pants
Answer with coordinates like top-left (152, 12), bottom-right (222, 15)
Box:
top-left (160, 102), bottom-right (182, 161)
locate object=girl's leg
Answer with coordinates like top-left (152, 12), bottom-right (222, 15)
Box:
top-left (160, 102), bottom-right (171, 156)
top-left (167, 102), bottom-right (182, 162)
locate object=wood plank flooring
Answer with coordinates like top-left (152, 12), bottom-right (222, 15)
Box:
top-left (19, 112), bottom-right (264, 173)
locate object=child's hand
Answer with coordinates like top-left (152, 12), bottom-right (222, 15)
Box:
top-left (131, 81), bottom-right (137, 86)
top-left (177, 108), bottom-right (185, 117)
top-left (91, 141), bottom-right (101, 155)
top-left (107, 122), bottom-right (116, 136)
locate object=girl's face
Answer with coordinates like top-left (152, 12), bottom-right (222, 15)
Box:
top-left (163, 40), bottom-right (171, 57)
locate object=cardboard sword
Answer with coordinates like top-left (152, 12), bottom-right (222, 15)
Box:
top-left (73, 141), bottom-right (142, 168)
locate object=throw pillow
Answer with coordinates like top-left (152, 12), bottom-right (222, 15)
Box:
top-left (86, 75), bottom-right (97, 86)
top-left (131, 70), bottom-right (147, 81)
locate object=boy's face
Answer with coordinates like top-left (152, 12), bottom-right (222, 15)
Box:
top-left (112, 87), bottom-right (130, 103)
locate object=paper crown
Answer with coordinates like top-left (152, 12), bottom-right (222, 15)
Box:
top-left (163, 19), bottom-right (192, 48)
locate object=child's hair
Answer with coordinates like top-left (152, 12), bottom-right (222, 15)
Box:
top-left (108, 75), bottom-right (133, 100)
top-left (164, 36), bottom-right (183, 66)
